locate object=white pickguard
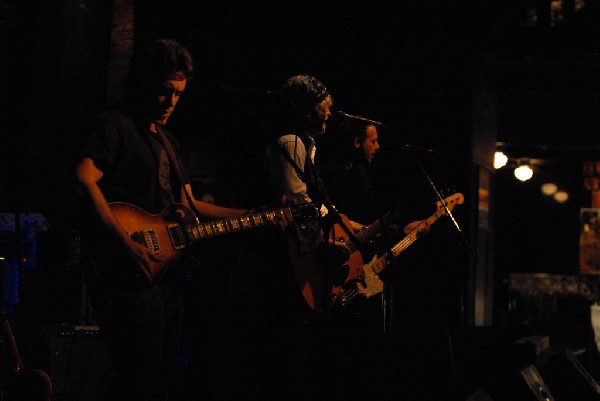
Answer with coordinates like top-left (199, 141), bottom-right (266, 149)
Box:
top-left (356, 254), bottom-right (386, 298)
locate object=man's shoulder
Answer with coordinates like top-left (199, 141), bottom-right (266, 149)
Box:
top-left (87, 108), bottom-right (139, 139)
top-left (92, 108), bottom-right (134, 126)
top-left (277, 133), bottom-right (301, 144)
top-left (267, 134), bottom-right (304, 155)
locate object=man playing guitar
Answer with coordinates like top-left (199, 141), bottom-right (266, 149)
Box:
top-left (316, 113), bottom-right (429, 399)
top-left (74, 39), bottom-right (288, 401)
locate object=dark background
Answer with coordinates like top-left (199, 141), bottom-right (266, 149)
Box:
top-left (3, 1), bottom-right (600, 399)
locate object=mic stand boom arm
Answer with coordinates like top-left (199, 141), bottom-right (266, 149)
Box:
top-left (413, 156), bottom-right (477, 261)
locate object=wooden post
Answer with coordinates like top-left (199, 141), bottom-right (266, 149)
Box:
top-left (583, 161), bottom-right (600, 207)
top-left (106, 0), bottom-right (134, 105)
top-left (581, 161), bottom-right (600, 274)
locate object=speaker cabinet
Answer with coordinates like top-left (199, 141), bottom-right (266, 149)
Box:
top-left (470, 350), bottom-right (600, 401)
top-left (540, 348), bottom-right (600, 401)
top-left (519, 364), bottom-right (556, 401)
top-left (466, 388), bottom-right (495, 401)
top-left (48, 326), bottom-right (111, 401)
top-left (474, 364), bottom-right (556, 401)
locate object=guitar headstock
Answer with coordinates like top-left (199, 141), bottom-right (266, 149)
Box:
top-left (290, 203), bottom-right (321, 221)
top-left (436, 193), bottom-right (464, 214)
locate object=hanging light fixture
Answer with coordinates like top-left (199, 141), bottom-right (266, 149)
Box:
top-left (541, 182), bottom-right (558, 196)
top-left (514, 161), bottom-right (533, 181)
top-left (553, 191), bottom-right (569, 203)
top-left (494, 151), bottom-right (508, 169)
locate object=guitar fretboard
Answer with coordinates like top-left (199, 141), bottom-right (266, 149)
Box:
top-left (370, 193), bottom-right (464, 275)
top-left (184, 208), bottom-right (293, 241)
top-left (343, 211), bottom-right (398, 254)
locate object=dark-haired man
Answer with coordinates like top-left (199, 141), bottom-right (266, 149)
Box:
top-left (74, 38), bottom-right (266, 401)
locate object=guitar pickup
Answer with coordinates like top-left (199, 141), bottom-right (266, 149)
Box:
top-left (168, 224), bottom-right (186, 249)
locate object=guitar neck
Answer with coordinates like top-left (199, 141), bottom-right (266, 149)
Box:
top-left (369, 211), bottom-right (440, 275)
top-left (361, 193), bottom-right (463, 276)
top-left (347, 212), bottom-right (396, 253)
top-left (184, 207), bottom-right (293, 242)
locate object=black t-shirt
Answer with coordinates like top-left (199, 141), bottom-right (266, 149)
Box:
top-left (317, 158), bottom-right (379, 225)
top-left (78, 106), bottom-right (190, 292)
top-left (80, 107), bottom-right (188, 214)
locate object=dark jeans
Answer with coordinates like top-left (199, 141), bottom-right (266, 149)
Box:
top-left (94, 284), bottom-right (183, 401)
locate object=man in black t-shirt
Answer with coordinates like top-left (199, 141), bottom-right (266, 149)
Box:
top-left (316, 115), bottom-right (429, 399)
top-left (74, 39), bottom-right (284, 401)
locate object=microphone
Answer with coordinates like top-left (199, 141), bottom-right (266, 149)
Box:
top-left (334, 110), bottom-right (385, 127)
top-left (398, 142), bottom-right (437, 154)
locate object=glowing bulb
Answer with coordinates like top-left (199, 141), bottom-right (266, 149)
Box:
top-left (514, 165), bottom-right (533, 181)
top-left (553, 191), bottom-right (568, 203)
top-left (541, 183), bottom-right (558, 196)
top-left (494, 152), bottom-right (508, 169)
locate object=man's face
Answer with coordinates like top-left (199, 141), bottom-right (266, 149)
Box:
top-left (356, 124), bottom-right (380, 164)
top-left (308, 95), bottom-right (333, 137)
top-left (151, 77), bottom-right (187, 125)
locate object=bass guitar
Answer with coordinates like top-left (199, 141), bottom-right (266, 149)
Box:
top-left (287, 207), bottom-right (397, 311)
top-left (327, 210), bottom-right (404, 306)
top-left (88, 202), bottom-right (319, 294)
top-left (333, 193), bottom-right (464, 306)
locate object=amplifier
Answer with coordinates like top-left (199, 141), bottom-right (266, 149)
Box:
top-left (49, 325), bottom-right (111, 401)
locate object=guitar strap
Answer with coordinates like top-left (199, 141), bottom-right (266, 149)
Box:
top-left (274, 137), bottom-right (361, 250)
top-left (155, 125), bottom-right (202, 220)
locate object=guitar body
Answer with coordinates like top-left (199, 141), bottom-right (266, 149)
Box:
top-left (332, 254), bottom-right (387, 307)
top-left (110, 202), bottom-right (198, 273)
top-left (287, 234), bottom-right (326, 311)
top-left (285, 211), bottom-right (357, 311)
top-left (87, 202), bottom-right (198, 294)
top-left (1, 317), bottom-right (52, 401)
top-left (2, 370), bottom-right (52, 401)
top-left (329, 214), bottom-right (364, 304)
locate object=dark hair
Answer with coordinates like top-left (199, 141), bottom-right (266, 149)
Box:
top-left (319, 117), bottom-right (366, 162)
top-left (279, 75), bottom-right (330, 115)
top-left (122, 38), bottom-right (194, 90)
top-left (351, 119), bottom-right (369, 143)
top-left (337, 117), bottom-right (370, 142)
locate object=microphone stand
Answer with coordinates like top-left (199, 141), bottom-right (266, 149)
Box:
top-left (389, 136), bottom-right (476, 260)
top-left (378, 211), bottom-right (396, 343)
top-left (376, 139), bottom-right (477, 378)
top-left (413, 156), bottom-right (476, 261)
top-left (408, 151), bottom-right (474, 398)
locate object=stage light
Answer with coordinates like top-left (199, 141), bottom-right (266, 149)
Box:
top-left (541, 183), bottom-right (558, 196)
top-left (494, 151), bottom-right (508, 169)
top-left (514, 164), bottom-right (533, 181)
top-left (553, 191), bottom-right (569, 203)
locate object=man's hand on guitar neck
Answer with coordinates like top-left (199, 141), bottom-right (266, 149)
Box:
top-left (245, 195), bottom-right (292, 231)
top-left (276, 195), bottom-right (292, 230)
top-left (326, 238), bottom-right (352, 267)
top-left (349, 219), bottom-right (365, 232)
top-left (403, 219), bottom-right (430, 236)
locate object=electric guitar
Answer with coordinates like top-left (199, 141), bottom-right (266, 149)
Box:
top-left (0, 312), bottom-right (52, 401)
top-left (333, 193), bottom-right (464, 306)
top-left (327, 210), bottom-right (404, 306)
top-left (87, 202), bottom-right (319, 294)
top-left (291, 208), bottom-right (403, 310)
